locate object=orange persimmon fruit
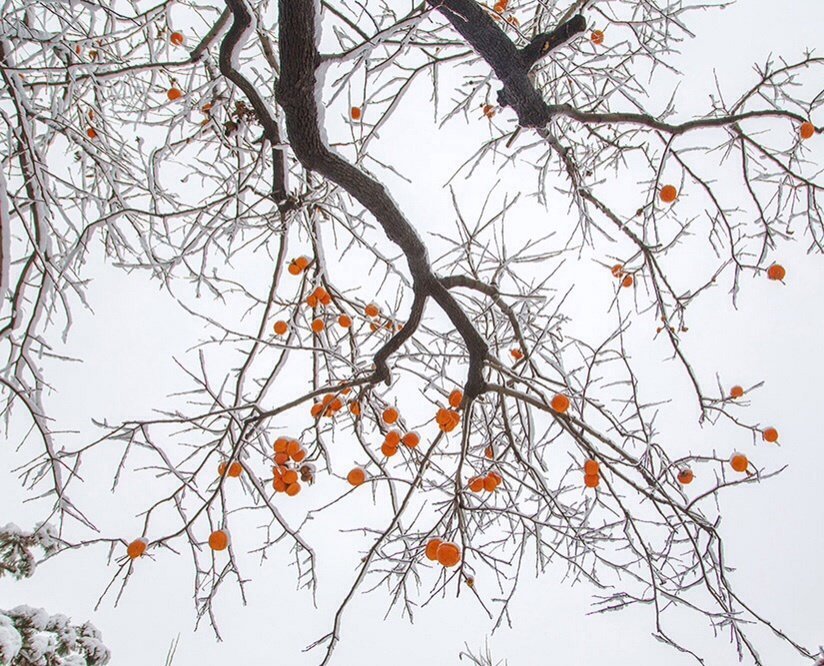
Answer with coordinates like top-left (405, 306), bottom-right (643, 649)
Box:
top-left (347, 467), bottom-right (366, 486)
top-left (208, 529), bottom-right (230, 551)
top-left (659, 184), bottom-right (678, 203)
top-left (550, 393), bottom-right (570, 414)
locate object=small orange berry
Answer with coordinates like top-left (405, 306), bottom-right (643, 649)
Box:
top-left (167, 87), bottom-right (183, 101)
top-left (401, 431), bottom-right (420, 448)
top-left (274, 437), bottom-right (289, 453)
top-left (273, 477), bottom-right (287, 493)
top-left (274, 452), bottom-right (289, 466)
top-left (384, 430), bottom-right (401, 448)
top-left (310, 403), bottom-right (323, 418)
top-left (468, 477), bottom-right (484, 493)
top-left (510, 348), bottom-right (523, 361)
top-left (285, 482), bottom-right (301, 496)
top-left (762, 427), bottom-right (779, 443)
top-left (382, 407), bottom-right (399, 424)
top-left (286, 440), bottom-right (301, 457)
top-left (295, 256), bottom-right (310, 270)
top-left (677, 468), bottom-right (694, 485)
top-left (767, 264), bottom-right (786, 281)
top-left (425, 538), bottom-right (442, 561)
top-left (729, 385), bottom-right (744, 399)
top-left (436, 542), bottom-right (461, 567)
top-left (273, 320), bottom-right (288, 336)
top-left (282, 469), bottom-right (298, 485)
top-left (86, 127), bottom-right (98, 139)
top-left (349, 400), bottom-right (361, 416)
top-left (350, 106), bottom-right (362, 120)
top-left (126, 538), bottom-right (148, 559)
top-left (660, 184), bottom-right (678, 203)
top-left (291, 447), bottom-right (307, 463)
top-left (584, 473), bottom-right (599, 488)
top-left (208, 529), bottom-right (230, 551)
top-left (583, 459), bottom-right (599, 476)
top-left (347, 467), bottom-right (366, 486)
top-left (483, 473), bottom-right (501, 492)
top-left (170, 31), bottom-right (185, 46)
top-left (287, 260), bottom-right (302, 275)
top-left (482, 104), bottom-right (495, 119)
top-left (550, 393), bottom-right (570, 414)
top-left (730, 452), bottom-right (748, 472)
top-left (621, 274), bottom-right (634, 288)
top-left (364, 303), bottom-right (380, 318)
top-left (800, 122), bottom-right (815, 140)
top-left (227, 461), bottom-right (242, 478)
top-left (381, 442), bottom-right (398, 457)
top-left (448, 389), bottom-right (463, 409)
top-left (338, 314), bottom-right (352, 328)
top-left (591, 30), bottom-right (604, 45)
top-left (311, 318), bottom-right (325, 334)
top-left (611, 264), bottom-right (624, 278)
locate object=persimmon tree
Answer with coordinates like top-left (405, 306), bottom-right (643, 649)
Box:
top-left (0, 0), bottom-right (822, 664)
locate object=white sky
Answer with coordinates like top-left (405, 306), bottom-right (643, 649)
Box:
top-left (1, 0), bottom-right (822, 664)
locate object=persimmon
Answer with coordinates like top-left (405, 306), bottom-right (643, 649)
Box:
top-left (338, 314), bottom-right (352, 328)
top-left (208, 529), bottom-right (230, 551)
top-left (170, 31), bottom-right (185, 46)
top-left (384, 430), bottom-right (401, 447)
top-left (350, 106), bottom-right (362, 120)
top-left (381, 442), bottom-right (398, 457)
top-left (591, 30), bottom-right (604, 45)
top-left (295, 255), bottom-right (310, 270)
top-left (286, 439), bottom-right (301, 457)
top-left (167, 87), bottom-right (183, 101)
top-left (468, 477), bottom-right (484, 493)
top-left (274, 437), bottom-right (289, 453)
top-left (584, 473), bottom-right (599, 488)
top-left (292, 447), bottom-right (307, 463)
top-left (550, 393), bottom-right (570, 414)
top-left (273, 477), bottom-right (287, 493)
top-left (273, 320), bottom-right (288, 336)
top-left (347, 467), bottom-right (366, 486)
top-left (311, 318), bottom-right (325, 334)
top-left (282, 469), bottom-right (298, 485)
top-left (382, 407), bottom-right (399, 424)
top-left (621, 274), bottom-right (634, 288)
top-left (484, 445), bottom-right (494, 459)
top-left (767, 264), bottom-right (786, 281)
top-left (287, 260), bottom-right (302, 275)
top-left (677, 468), bottom-right (694, 485)
top-left (286, 482), bottom-right (301, 496)
top-left (730, 385), bottom-right (744, 399)
top-left (310, 403), bottom-right (323, 418)
top-left (329, 397), bottom-right (343, 412)
top-left (126, 538), bottom-right (148, 559)
top-left (483, 472), bottom-right (501, 492)
top-left (449, 389), bottom-right (463, 408)
top-left (364, 303), bottom-right (380, 318)
top-left (762, 427), bottom-right (779, 443)
top-left (218, 461), bottom-right (242, 478)
top-left (86, 128), bottom-right (98, 139)
top-left (583, 459), bottom-right (599, 476)
top-left (349, 400), bottom-right (361, 416)
top-left (425, 538), bottom-right (442, 561)
top-left (660, 184), bottom-right (678, 203)
top-left (436, 542), bottom-right (461, 567)
top-left (611, 264), bottom-right (624, 278)
top-left (401, 431), bottom-right (420, 448)
top-left (482, 104), bottom-right (495, 119)
top-left (800, 121), bottom-right (815, 140)
top-left (511, 348), bottom-right (524, 361)
top-left (306, 293), bottom-right (319, 308)
top-left (436, 408), bottom-right (460, 432)
top-left (730, 452), bottom-right (748, 472)
top-left (274, 451), bottom-right (289, 466)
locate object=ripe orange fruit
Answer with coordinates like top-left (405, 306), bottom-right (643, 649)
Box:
top-left (306, 293), bottom-right (319, 308)
top-left (338, 314), bottom-right (352, 328)
top-left (448, 389), bottom-right (463, 408)
top-left (484, 445), bottom-right (494, 459)
top-left (350, 106), bottom-right (362, 120)
top-left (468, 477), bottom-right (484, 492)
top-left (510, 348), bottom-right (524, 361)
top-left (273, 320), bottom-right (288, 336)
top-left (381, 442), bottom-right (398, 457)
top-left (291, 447), bottom-right (306, 463)
top-left (347, 467), bottom-right (366, 486)
top-left (425, 538), bottom-right (442, 561)
top-left (310, 403), bottom-right (323, 418)
top-left (483, 473), bottom-right (501, 492)
top-left (762, 427), bottom-right (779, 443)
top-left (384, 430), bottom-right (401, 447)
top-left (436, 408), bottom-right (460, 433)
top-left (730, 385), bottom-right (744, 399)
top-left (364, 303), bottom-right (380, 318)
top-left (677, 468), bottom-right (694, 485)
top-left (167, 87), bottom-right (183, 101)
top-left (282, 469), bottom-right (298, 485)
top-left (767, 264), bottom-right (786, 281)
top-left (800, 121), bottom-right (815, 140)
top-left (482, 104), bottom-right (495, 119)
top-left (86, 127), bottom-right (98, 139)
top-left (170, 31), bottom-right (185, 46)
top-left (621, 274), bottom-right (634, 288)
top-left (127, 538), bottom-right (148, 559)
top-left (611, 264), bottom-right (624, 278)
top-left (584, 473), bottom-right (599, 488)
top-left (660, 185), bottom-right (677, 203)
top-left (294, 255), bottom-right (310, 270)
top-left (591, 30), bottom-right (604, 45)
top-left (730, 452), bottom-right (748, 472)
top-left (287, 261), bottom-right (302, 275)
top-left (349, 400), bottom-right (361, 416)
top-left (401, 431), bottom-right (420, 448)
top-left (583, 459), bottom-right (599, 476)
top-left (311, 318), bottom-right (325, 334)
top-left (219, 461), bottom-right (242, 477)
top-left (286, 482), bottom-right (301, 496)
top-left (273, 477), bottom-right (287, 493)
top-left (436, 542), bottom-right (461, 567)
top-left (286, 440), bottom-right (301, 457)
top-left (274, 437), bottom-right (289, 453)
top-left (208, 529), bottom-right (230, 551)
top-left (382, 407), bottom-right (399, 424)
top-left (550, 393), bottom-right (570, 414)
top-left (274, 451), bottom-right (289, 465)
